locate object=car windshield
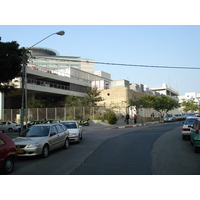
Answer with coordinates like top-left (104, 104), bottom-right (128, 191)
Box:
top-left (26, 126), bottom-right (50, 137)
top-left (165, 115), bottom-right (172, 117)
top-left (186, 113), bottom-right (195, 117)
top-left (61, 122), bottom-right (77, 129)
top-left (184, 118), bottom-right (196, 125)
top-left (20, 129), bottom-right (30, 137)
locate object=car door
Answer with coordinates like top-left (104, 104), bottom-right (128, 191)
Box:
top-left (6, 121), bottom-right (13, 131)
top-left (0, 137), bottom-right (7, 167)
top-left (191, 120), bottom-right (198, 143)
top-left (55, 124), bottom-right (66, 147)
top-left (48, 125), bottom-right (60, 150)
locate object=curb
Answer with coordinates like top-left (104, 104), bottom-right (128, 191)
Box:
top-left (110, 121), bottom-right (159, 129)
top-left (83, 121), bottom-right (160, 131)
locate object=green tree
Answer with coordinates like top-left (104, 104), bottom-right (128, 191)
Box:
top-left (140, 94), bottom-right (180, 114)
top-left (0, 41), bottom-right (27, 93)
top-left (28, 99), bottom-right (45, 108)
top-left (63, 86), bottom-right (103, 108)
top-left (83, 86), bottom-right (104, 107)
top-left (129, 94), bottom-right (180, 123)
top-left (181, 98), bottom-right (199, 112)
top-left (64, 95), bottom-right (84, 107)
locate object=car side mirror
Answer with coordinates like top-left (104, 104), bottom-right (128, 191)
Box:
top-left (50, 132), bottom-right (56, 137)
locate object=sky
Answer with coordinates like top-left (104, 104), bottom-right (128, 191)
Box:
top-left (1, 25), bottom-right (199, 96)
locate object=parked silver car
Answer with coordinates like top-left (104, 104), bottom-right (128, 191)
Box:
top-left (60, 121), bottom-right (83, 143)
top-left (13, 123), bottom-right (69, 158)
top-left (0, 121), bottom-right (20, 132)
top-left (163, 114), bottom-right (176, 122)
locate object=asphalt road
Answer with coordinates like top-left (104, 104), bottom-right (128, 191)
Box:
top-left (4, 121), bottom-right (200, 175)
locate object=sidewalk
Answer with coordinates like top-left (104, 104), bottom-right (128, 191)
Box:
top-left (82, 119), bottom-right (160, 131)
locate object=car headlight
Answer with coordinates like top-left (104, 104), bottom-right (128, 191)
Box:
top-left (27, 143), bottom-right (40, 148)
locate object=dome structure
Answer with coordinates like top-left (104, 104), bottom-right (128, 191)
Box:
top-left (27, 47), bottom-right (60, 56)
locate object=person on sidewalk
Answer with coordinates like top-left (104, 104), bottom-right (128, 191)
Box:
top-left (125, 113), bottom-right (130, 124)
top-left (151, 113), bottom-right (154, 121)
top-left (134, 114), bottom-right (137, 124)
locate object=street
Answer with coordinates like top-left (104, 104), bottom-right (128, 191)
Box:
top-left (4, 121), bottom-right (200, 175)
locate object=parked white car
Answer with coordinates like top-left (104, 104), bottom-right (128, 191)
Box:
top-left (163, 114), bottom-right (176, 122)
top-left (182, 117), bottom-right (199, 140)
top-left (60, 121), bottom-right (83, 143)
top-left (0, 121), bottom-right (20, 132)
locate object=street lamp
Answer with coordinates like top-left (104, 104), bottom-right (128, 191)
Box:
top-left (29, 31), bottom-right (65, 48)
top-left (20, 31), bottom-right (65, 134)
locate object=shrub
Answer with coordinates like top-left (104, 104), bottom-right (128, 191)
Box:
top-left (104, 109), bottom-right (118, 125)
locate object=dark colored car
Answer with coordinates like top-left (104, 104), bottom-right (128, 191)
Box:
top-left (42, 119), bottom-right (61, 124)
top-left (0, 132), bottom-right (17, 174)
top-left (18, 120), bottom-right (44, 133)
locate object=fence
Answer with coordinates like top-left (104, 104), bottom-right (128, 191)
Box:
top-left (3, 107), bottom-right (111, 123)
top-left (3, 106), bottom-right (162, 123)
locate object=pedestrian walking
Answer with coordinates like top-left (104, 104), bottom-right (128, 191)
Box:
top-left (151, 113), bottom-right (154, 121)
top-left (134, 114), bottom-right (137, 124)
top-left (125, 113), bottom-right (130, 124)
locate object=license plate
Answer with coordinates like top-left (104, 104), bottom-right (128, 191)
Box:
top-left (16, 150), bottom-right (24, 154)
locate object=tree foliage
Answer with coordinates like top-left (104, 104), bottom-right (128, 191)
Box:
top-left (0, 41), bottom-right (27, 93)
top-left (64, 95), bottom-right (84, 107)
top-left (83, 86), bottom-right (104, 107)
top-left (104, 109), bottom-right (118, 124)
top-left (28, 99), bottom-right (45, 108)
top-left (64, 86), bottom-right (104, 107)
top-left (181, 98), bottom-right (199, 112)
top-left (129, 94), bottom-right (180, 115)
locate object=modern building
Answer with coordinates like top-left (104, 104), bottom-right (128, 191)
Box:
top-left (94, 71), bottom-right (111, 79)
top-left (1, 47), bottom-right (185, 121)
top-left (28, 47), bottom-right (95, 73)
top-left (0, 47), bottom-right (112, 119)
top-left (147, 83), bottom-right (179, 99)
top-left (178, 92), bottom-right (200, 112)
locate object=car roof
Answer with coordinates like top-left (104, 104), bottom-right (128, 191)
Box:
top-left (32, 123), bottom-right (61, 127)
top-left (61, 121), bottom-right (77, 123)
top-left (186, 117), bottom-right (200, 120)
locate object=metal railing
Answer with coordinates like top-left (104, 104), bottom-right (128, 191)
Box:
top-left (2, 106), bottom-right (164, 124)
top-left (27, 78), bottom-right (70, 90)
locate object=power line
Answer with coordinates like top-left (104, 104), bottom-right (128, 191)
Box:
top-left (67, 59), bottom-right (200, 70)
top-left (83, 60), bottom-right (200, 70)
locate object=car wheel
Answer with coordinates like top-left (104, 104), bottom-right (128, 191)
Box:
top-left (77, 135), bottom-right (81, 143)
top-left (42, 144), bottom-right (49, 158)
top-left (63, 138), bottom-right (69, 149)
top-left (2, 156), bottom-right (15, 174)
top-left (194, 146), bottom-right (199, 153)
top-left (182, 135), bottom-right (186, 140)
top-left (8, 128), bottom-right (13, 132)
top-left (80, 132), bottom-right (82, 140)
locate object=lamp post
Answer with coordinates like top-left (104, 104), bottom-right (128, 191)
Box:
top-left (20, 31), bottom-right (65, 134)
